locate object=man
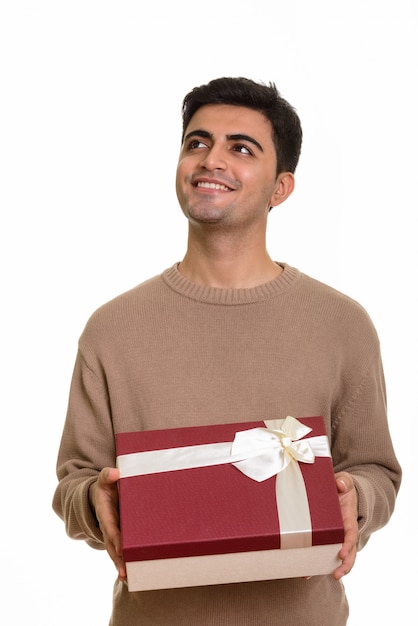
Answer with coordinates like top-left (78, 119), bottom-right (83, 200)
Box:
top-left (53, 77), bottom-right (401, 625)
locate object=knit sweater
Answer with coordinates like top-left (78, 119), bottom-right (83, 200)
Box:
top-left (53, 262), bottom-right (401, 626)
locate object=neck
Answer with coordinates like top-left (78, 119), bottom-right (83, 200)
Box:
top-left (178, 227), bottom-right (282, 289)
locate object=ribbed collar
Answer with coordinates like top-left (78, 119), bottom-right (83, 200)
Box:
top-left (161, 263), bottom-right (299, 306)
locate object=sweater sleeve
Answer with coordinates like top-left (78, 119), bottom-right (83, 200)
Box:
top-left (52, 348), bottom-right (116, 549)
top-left (331, 344), bottom-right (402, 550)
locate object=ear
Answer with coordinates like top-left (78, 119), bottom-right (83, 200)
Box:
top-left (269, 172), bottom-right (295, 208)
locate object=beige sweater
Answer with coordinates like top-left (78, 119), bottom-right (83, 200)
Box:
top-left (53, 263), bottom-right (401, 626)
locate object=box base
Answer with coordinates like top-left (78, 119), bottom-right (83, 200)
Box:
top-left (126, 543), bottom-right (343, 591)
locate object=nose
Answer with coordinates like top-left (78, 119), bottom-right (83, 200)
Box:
top-left (199, 145), bottom-right (227, 171)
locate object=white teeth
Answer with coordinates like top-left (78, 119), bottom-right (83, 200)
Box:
top-left (196, 181), bottom-right (230, 191)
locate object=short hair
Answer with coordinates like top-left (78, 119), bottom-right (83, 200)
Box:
top-left (181, 77), bottom-right (303, 176)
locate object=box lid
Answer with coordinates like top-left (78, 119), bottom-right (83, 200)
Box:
top-left (116, 417), bottom-right (344, 562)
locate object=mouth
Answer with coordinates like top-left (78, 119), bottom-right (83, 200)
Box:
top-left (194, 180), bottom-right (233, 192)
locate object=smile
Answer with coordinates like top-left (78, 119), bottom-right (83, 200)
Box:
top-left (196, 181), bottom-right (231, 191)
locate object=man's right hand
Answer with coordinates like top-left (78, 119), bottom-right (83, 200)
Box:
top-left (90, 467), bottom-right (127, 582)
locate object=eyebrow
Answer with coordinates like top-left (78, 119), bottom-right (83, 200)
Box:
top-left (183, 129), bottom-right (264, 153)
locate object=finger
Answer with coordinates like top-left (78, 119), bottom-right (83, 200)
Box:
top-left (99, 466), bottom-right (120, 487)
top-left (334, 543), bottom-right (356, 580)
top-left (335, 473), bottom-right (353, 494)
top-left (107, 467), bottom-right (120, 483)
top-left (104, 535), bottom-right (127, 581)
top-left (116, 558), bottom-right (127, 582)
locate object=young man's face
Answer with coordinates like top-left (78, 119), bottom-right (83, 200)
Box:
top-left (176, 104), bottom-right (291, 230)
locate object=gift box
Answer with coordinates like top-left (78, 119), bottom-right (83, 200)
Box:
top-left (116, 416), bottom-right (344, 592)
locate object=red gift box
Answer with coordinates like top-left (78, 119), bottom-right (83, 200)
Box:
top-left (116, 416), bottom-right (344, 591)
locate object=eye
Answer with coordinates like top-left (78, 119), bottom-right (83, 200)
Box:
top-left (232, 143), bottom-right (253, 155)
top-left (187, 139), bottom-right (208, 151)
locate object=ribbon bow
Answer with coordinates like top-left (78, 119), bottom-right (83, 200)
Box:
top-left (231, 415), bottom-right (315, 482)
top-left (117, 416), bottom-right (330, 484)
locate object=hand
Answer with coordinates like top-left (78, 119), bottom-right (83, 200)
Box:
top-left (90, 467), bottom-right (127, 582)
top-left (334, 471), bottom-right (358, 580)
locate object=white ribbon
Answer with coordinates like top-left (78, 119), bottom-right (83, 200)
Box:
top-left (117, 416), bottom-right (330, 482)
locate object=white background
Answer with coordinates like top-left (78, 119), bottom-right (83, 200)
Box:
top-left (1, 1), bottom-right (416, 624)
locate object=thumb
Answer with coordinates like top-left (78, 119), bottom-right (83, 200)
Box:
top-left (337, 478), bottom-right (348, 493)
top-left (336, 473), bottom-right (352, 494)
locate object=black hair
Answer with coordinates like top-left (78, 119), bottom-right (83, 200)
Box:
top-left (181, 77), bottom-right (303, 176)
